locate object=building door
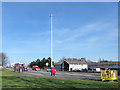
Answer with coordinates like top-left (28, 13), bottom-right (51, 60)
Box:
top-left (64, 61), bottom-right (69, 71)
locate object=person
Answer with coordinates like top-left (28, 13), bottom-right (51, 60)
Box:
top-left (51, 67), bottom-right (55, 76)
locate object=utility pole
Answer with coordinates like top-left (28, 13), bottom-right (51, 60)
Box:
top-left (50, 14), bottom-right (54, 68)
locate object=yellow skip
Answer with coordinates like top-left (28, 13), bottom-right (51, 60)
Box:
top-left (101, 70), bottom-right (118, 81)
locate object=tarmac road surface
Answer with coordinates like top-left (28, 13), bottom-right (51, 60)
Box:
top-left (7, 68), bottom-right (120, 81)
top-left (24, 70), bottom-right (102, 81)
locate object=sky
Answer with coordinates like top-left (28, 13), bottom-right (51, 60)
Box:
top-left (2, 2), bottom-right (118, 65)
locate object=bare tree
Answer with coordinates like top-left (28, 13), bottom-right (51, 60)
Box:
top-left (86, 60), bottom-right (93, 63)
top-left (0, 52), bottom-right (8, 66)
top-left (59, 57), bottom-right (66, 62)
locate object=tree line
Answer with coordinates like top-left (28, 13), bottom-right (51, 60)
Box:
top-left (29, 57), bottom-right (54, 69)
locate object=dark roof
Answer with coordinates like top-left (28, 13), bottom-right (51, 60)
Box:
top-left (64, 60), bottom-right (87, 64)
top-left (54, 61), bottom-right (63, 65)
top-left (54, 60), bottom-right (87, 65)
top-left (88, 61), bottom-right (120, 65)
top-left (55, 60), bottom-right (120, 65)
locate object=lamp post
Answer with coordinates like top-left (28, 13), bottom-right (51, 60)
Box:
top-left (50, 14), bottom-right (54, 68)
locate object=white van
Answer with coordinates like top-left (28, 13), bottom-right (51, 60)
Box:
top-left (92, 68), bottom-right (100, 72)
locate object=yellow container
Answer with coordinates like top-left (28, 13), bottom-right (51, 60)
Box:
top-left (101, 70), bottom-right (118, 81)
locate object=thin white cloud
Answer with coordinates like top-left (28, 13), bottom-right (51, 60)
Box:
top-left (55, 21), bottom-right (114, 43)
top-left (87, 37), bottom-right (99, 42)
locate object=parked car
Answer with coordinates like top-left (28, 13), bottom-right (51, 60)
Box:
top-left (32, 65), bottom-right (40, 71)
top-left (25, 67), bottom-right (28, 71)
top-left (47, 68), bottom-right (56, 72)
top-left (81, 69), bottom-right (88, 72)
top-left (92, 68), bottom-right (101, 73)
top-left (47, 68), bottom-right (51, 72)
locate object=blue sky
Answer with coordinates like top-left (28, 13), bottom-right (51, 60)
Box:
top-left (2, 2), bottom-right (118, 65)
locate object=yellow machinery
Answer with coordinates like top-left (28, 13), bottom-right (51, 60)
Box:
top-left (101, 70), bottom-right (118, 81)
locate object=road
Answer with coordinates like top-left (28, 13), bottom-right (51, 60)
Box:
top-left (7, 68), bottom-right (120, 81)
top-left (24, 70), bottom-right (101, 81)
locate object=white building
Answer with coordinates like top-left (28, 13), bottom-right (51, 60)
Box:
top-left (55, 59), bottom-right (120, 72)
top-left (54, 59), bottom-right (88, 71)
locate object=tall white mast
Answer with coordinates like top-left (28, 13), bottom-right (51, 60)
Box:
top-left (50, 14), bottom-right (54, 67)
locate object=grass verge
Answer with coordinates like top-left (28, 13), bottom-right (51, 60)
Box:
top-left (1, 68), bottom-right (119, 88)
top-left (2, 76), bottom-right (119, 88)
top-left (2, 68), bottom-right (25, 75)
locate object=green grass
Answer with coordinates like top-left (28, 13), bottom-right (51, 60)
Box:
top-left (1, 68), bottom-right (25, 75)
top-left (1, 68), bottom-right (119, 88)
top-left (2, 76), bottom-right (119, 88)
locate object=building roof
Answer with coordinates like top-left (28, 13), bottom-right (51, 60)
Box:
top-left (55, 60), bottom-right (120, 66)
top-left (54, 61), bottom-right (63, 65)
top-left (64, 60), bottom-right (87, 64)
top-left (54, 59), bottom-right (87, 65)
top-left (88, 61), bottom-right (120, 65)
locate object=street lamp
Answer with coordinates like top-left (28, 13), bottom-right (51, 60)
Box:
top-left (50, 14), bottom-right (54, 68)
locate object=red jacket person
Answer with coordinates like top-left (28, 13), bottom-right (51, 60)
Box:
top-left (51, 67), bottom-right (55, 76)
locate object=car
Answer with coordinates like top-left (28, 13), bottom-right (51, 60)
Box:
top-left (32, 65), bottom-right (40, 71)
top-left (47, 68), bottom-right (51, 72)
top-left (92, 68), bottom-right (101, 73)
top-left (25, 67), bottom-right (28, 71)
top-left (47, 68), bottom-right (56, 72)
top-left (81, 69), bottom-right (88, 72)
